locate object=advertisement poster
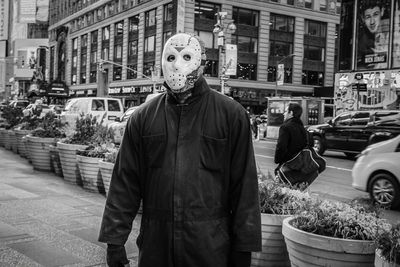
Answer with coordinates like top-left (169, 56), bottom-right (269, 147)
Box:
top-left (392, 0), bottom-right (400, 67)
top-left (334, 71), bottom-right (399, 115)
top-left (356, 0), bottom-right (391, 70)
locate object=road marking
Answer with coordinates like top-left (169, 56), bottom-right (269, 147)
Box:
top-left (254, 154), bottom-right (352, 172)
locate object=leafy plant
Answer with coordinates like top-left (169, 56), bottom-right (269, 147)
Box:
top-left (76, 143), bottom-right (118, 159)
top-left (18, 115), bottom-right (41, 130)
top-left (290, 199), bottom-right (391, 240)
top-left (31, 112), bottom-right (67, 138)
top-left (375, 223), bottom-right (400, 264)
top-left (2, 105), bottom-right (23, 129)
top-left (103, 147), bottom-right (119, 163)
top-left (258, 170), bottom-right (317, 215)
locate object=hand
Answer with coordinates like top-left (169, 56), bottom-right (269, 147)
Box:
top-left (106, 244), bottom-right (129, 267)
top-left (229, 251), bottom-right (251, 267)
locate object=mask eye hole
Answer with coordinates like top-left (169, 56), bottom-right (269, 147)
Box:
top-left (183, 54), bottom-right (191, 61)
top-left (167, 55), bottom-right (175, 62)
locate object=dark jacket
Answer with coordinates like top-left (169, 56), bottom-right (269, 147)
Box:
top-left (274, 117), bottom-right (308, 164)
top-left (98, 76), bottom-right (261, 267)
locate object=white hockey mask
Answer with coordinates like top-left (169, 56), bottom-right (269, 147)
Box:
top-left (162, 33), bottom-right (205, 93)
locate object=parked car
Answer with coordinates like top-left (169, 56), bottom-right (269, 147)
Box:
top-left (60, 97), bottom-right (124, 135)
top-left (9, 99), bottom-right (29, 109)
top-left (307, 110), bottom-right (400, 158)
top-left (108, 106), bottom-right (140, 144)
top-left (352, 134), bottom-right (400, 209)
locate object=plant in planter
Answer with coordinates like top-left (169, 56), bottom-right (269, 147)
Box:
top-left (15, 115), bottom-right (42, 158)
top-left (252, 171), bottom-right (318, 267)
top-left (282, 198), bottom-right (391, 267)
top-left (1, 106), bottom-right (23, 150)
top-left (99, 146), bottom-right (119, 196)
top-left (375, 223), bottom-right (400, 267)
top-left (26, 112), bottom-right (67, 171)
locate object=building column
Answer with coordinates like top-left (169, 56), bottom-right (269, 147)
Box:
top-left (293, 17), bottom-right (305, 85)
top-left (325, 22), bottom-right (336, 87)
top-left (122, 17), bottom-right (129, 80)
top-left (258, 10), bottom-right (270, 81)
top-left (137, 12), bottom-right (144, 76)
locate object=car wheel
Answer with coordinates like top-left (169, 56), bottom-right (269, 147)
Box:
top-left (344, 152), bottom-right (357, 159)
top-left (369, 172), bottom-right (400, 209)
top-left (312, 136), bottom-right (325, 155)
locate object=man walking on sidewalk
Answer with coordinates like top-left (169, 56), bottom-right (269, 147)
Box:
top-left (98, 33), bottom-right (261, 267)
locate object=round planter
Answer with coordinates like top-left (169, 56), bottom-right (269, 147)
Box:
top-left (49, 145), bottom-right (63, 177)
top-left (4, 130), bottom-right (11, 150)
top-left (251, 214), bottom-right (291, 267)
top-left (99, 159), bottom-right (114, 196)
top-left (57, 142), bottom-right (88, 186)
top-left (76, 155), bottom-right (104, 193)
top-left (282, 217), bottom-right (376, 267)
top-left (9, 130), bottom-right (18, 153)
top-left (0, 128), bottom-right (6, 147)
top-left (26, 135), bottom-right (58, 171)
top-left (15, 129), bottom-right (31, 158)
top-left (375, 249), bottom-right (400, 267)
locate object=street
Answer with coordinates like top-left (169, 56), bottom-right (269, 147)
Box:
top-left (253, 139), bottom-right (400, 224)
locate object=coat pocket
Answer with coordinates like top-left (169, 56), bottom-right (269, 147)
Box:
top-left (142, 134), bottom-right (166, 168)
top-left (199, 135), bottom-right (227, 172)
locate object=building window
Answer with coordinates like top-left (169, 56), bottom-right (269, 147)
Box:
top-left (72, 55), bottom-right (77, 68)
top-left (195, 30), bottom-right (216, 48)
top-left (72, 74), bottom-right (77, 85)
top-left (302, 70), bottom-right (324, 85)
top-left (90, 51), bottom-right (97, 63)
top-left (27, 24), bottom-right (49, 38)
top-left (144, 35), bottom-right (155, 52)
top-left (91, 30), bottom-right (98, 44)
top-left (113, 66), bottom-right (122, 80)
top-left (80, 72), bottom-right (86, 84)
top-left (203, 60), bottom-right (218, 77)
top-left (114, 44), bottom-right (122, 60)
top-left (232, 7), bottom-right (259, 27)
top-left (115, 21), bottom-right (124, 36)
top-left (287, 0), bottom-right (294, 5)
top-left (164, 3), bottom-right (173, 22)
top-left (81, 53), bottom-right (87, 67)
top-left (270, 41), bottom-right (293, 57)
top-left (50, 46), bottom-right (55, 81)
top-left (320, 0), bottom-right (327, 11)
top-left (102, 26), bottom-right (110, 40)
top-left (234, 63), bottom-right (257, 80)
top-left (195, 1), bottom-right (220, 20)
top-left (129, 15), bottom-right (139, 32)
top-left (128, 40), bottom-right (138, 57)
top-left (72, 38), bottom-right (78, 50)
top-left (305, 20), bottom-right (326, 37)
top-left (143, 61), bottom-right (154, 76)
top-left (163, 31), bottom-right (173, 46)
top-left (97, 7), bottom-right (103, 20)
top-left (270, 13), bottom-right (294, 32)
top-left (232, 35), bottom-right (258, 53)
top-left (305, 0), bottom-right (313, 9)
top-left (145, 9), bottom-right (156, 27)
top-left (81, 34), bottom-right (88, 47)
top-left (102, 47), bottom-right (109, 60)
top-left (304, 45), bottom-right (325, 61)
top-left (127, 64), bottom-right (137, 79)
top-left (90, 70), bottom-right (97, 83)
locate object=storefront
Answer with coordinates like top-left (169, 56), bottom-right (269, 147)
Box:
top-left (107, 84), bottom-right (164, 109)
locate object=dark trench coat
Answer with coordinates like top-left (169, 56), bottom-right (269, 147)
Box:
top-left (99, 77), bottom-right (261, 267)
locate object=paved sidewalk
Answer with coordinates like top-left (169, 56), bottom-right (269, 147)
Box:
top-left (0, 147), bottom-right (141, 267)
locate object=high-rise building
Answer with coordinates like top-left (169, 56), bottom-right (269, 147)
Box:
top-left (48, 0), bottom-right (340, 111)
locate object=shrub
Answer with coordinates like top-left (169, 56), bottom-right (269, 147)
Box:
top-left (76, 143), bottom-right (118, 159)
top-left (31, 112), bottom-right (67, 138)
top-left (2, 106), bottom-right (23, 129)
top-left (375, 223), bottom-right (400, 264)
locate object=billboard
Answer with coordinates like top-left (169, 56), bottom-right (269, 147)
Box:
top-left (392, 0), bottom-right (400, 67)
top-left (0, 0), bottom-right (9, 40)
top-left (356, 0), bottom-right (391, 70)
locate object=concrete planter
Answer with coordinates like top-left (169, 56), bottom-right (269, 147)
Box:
top-left (15, 129), bottom-right (31, 158)
top-left (251, 213), bottom-right (291, 267)
top-left (57, 142), bottom-right (88, 185)
top-left (4, 130), bottom-right (11, 150)
top-left (26, 135), bottom-right (57, 171)
top-left (375, 249), bottom-right (400, 267)
top-left (282, 217), bottom-right (376, 266)
top-left (76, 155), bottom-right (104, 193)
top-left (49, 145), bottom-right (63, 177)
top-left (99, 159), bottom-right (114, 196)
top-left (0, 128), bottom-right (6, 147)
top-left (9, 130), bottom-right (18, 153)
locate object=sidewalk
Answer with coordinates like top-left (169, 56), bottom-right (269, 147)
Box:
top-left (0, 147), bottom-right (140, 267)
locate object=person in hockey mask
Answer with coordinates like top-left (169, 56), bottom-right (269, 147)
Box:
top-left (98, 33), bottom-right (261, 267)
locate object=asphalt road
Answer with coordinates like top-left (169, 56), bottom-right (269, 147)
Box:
top-left (253, 139), bottom-right (400, 224)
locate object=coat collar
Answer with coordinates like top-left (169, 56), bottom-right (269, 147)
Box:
top-left (165, 76), bottom-right (211, 105)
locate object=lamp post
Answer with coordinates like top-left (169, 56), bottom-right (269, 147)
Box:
top-left (275, 53), bottom-right (296, 96)
top-left (213, 12), bottom-right (236, 94)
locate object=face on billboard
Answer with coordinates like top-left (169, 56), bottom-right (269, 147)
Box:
top-left (356, 0), bottom-right (391, 70)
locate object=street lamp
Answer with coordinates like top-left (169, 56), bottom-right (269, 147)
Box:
top-left (213, 12), bottom-right (236, 94)
top-left (275, 53), bottom-right (297, 96)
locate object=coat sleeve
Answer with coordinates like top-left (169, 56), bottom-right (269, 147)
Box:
top-left (98, 115), bottom-right (142, 245)
top-left (229, 109), bottom-right (261, 252)
top-left (274, 124), bottom-right (289, 164)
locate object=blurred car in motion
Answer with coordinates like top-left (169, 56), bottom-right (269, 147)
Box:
top-left (352, 135), bottom-right (400, 209)
top-left (108, 106), bottom-right (140, 144)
